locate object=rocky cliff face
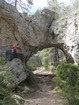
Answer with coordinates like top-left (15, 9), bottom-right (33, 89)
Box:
top-left (0, 0), bottom-right (79, 64)
top-left (51, 13), bottom-right (79, 64)
top-left (0, 0), bottom-right (55, 58)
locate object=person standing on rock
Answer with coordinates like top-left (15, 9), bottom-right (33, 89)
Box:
top-left (10, 44), bottom-right (20, 59)
top-left (6, 44), bottom-right (20, 61)
top-left (6, 44), bottom-right (25, 62)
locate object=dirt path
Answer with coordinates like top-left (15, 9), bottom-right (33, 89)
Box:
top-left (24, 75), bottom-right (64, 105)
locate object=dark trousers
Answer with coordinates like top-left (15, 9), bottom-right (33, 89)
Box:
top-left (5, 50), bottom-right (25, 62)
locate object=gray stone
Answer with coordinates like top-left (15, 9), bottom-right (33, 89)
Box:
top-left (51, 13), bottom-right (79, 64)
top-left (4, 58), bottom-right (27, 88)
top-left (0, 0), bottom-right (79, 64)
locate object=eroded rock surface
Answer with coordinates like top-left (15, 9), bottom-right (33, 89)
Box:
top-left (0, 0), bottom-right (79, 64)
top-left (51, 13), bottom-right (79, 63)
top-left (0, 0), bottom-right (55, 58)
top-left (4, 58), bottom-right (27, 88)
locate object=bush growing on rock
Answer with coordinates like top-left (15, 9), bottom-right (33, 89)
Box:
top-left (0, 65), bottom-right (16, 105)
top-left (0, 57), bottom-right (26, 105)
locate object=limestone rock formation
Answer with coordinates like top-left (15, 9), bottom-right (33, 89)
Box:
top-left (4, 58), bottom-right (27, 88)
top-left (51, 13), bottom-right (79, 64)
top-left (0, 0), bottom-right (79, 64)
top-left (0, 0), bottom-right (54, 56)
top-left (0, 0), bottom-right (55, 58)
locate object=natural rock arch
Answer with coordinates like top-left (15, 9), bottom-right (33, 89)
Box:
top-left (0, 0), bottom-right (79, 64)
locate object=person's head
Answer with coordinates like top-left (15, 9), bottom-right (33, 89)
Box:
top-left (12, 42), bottom-right (19, 46)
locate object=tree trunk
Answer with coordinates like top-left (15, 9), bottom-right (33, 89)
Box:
top-left (15, 0), bottom-right (17, 8)
top-left (53, 47), bottom-right (59, 66)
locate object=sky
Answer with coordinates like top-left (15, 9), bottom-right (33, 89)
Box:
top-left (58, 0), bottom-right (71, 5)
top-left (5, 0), bottom-right (72, 13)
top-left (33, 0), bottom-right (48, 9)
top-left (5, 0), bottom-right (48, 13)
top-left (5, 0), bottom-right (48, 8)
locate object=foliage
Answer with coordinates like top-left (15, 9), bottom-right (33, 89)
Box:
top-left (0, 56), bottom-right (6, 65)
top-left (42, 57), bottom-right (49, 70)
top-left (40, 49), bottom-right (49, 70)
top-left (27, 59), bottom-right (37, 71)
top-left (27, 49), bottom-right (49, 71)
top-left (27, 48), bottom-right (65, 71)
top-left (40, 49), bottom-right (49, 58)
top-left (55, 62), bottom-right (79, 105)
top-left (0, 89), bottom-right (16, 104)
top-left (73, 0), bottom-right (79, 9)
top-left (0, 86), bottom-right (16, 105)
top-left (0, 60), bottom-right (13, 88)
top-left (0, 67), bottom-right (24, 105)
top-left (27, 54), bottom-right (42, 71)
top-left (0, 70), bottom-right (13, 88)
top-left (0, 96), bottom-right (16, 105)
top-left (48, 0), bottom-right (79, 18)
top-left (0, 56), bottom-right (16, 105)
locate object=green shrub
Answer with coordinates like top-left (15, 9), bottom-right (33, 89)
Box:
top-left (0, 56), bottom-right (6, 65)
top-left (40, 49), bottom-right (49, 70)
top-left (27, 55), bottom-right (42, 71)
top-left (42, 57), bottom-right (49, 70)
top-left (26, 62), bottom-right (37, 71)
top-left (0, 64), bottom-right (16, 105)
top-left (0, 83), bottom-right (16, 105)
top-left (1, 96), bottom-right (16, 105)
top-left (55, 62), bottom-right (79, 105)
top-left (0, 96), bottom-right (16, 105)
top-left (0, 68), bottom-right (13, 88)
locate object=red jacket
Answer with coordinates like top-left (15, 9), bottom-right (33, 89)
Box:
top-left (11, 44), bottom-right (20, 51)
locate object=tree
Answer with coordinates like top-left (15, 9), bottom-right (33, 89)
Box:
top-left (48, 0), bottom-right (58, 12)
top-left (15, 0), bottom-right (18, 8)
top-left (73, 0), bottom-right (79, 9)
top-left (53, 47), bottom-right (59, 66)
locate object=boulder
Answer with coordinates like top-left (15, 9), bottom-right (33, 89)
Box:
top-left (4, 58), bottom-right (27, 88)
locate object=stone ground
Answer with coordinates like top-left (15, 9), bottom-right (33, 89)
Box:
top-left (23, 70), bottom-right (65, 105)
